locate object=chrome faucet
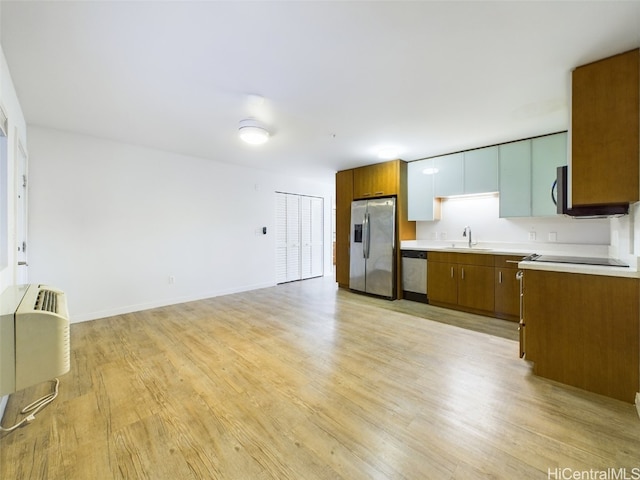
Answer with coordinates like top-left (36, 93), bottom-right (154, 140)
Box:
top-left (463, 226), bottom-right (473, 248)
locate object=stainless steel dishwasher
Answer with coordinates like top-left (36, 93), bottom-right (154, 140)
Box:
top-left (401, 250), bottom-right (428, 303)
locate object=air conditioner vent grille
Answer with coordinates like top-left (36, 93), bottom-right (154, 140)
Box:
top-left (35, 289), bottom-right (59, 313)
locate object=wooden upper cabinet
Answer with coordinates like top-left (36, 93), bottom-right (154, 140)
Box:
top-left (571, 48), bottom-right (639, 206)
top-left (353, 160), bottom-right (399, 199)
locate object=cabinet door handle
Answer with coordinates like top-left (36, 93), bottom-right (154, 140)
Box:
top-left (461, 267), bottom-right (465, 280)
top-left (374, 191), bottom-right (384, 196)
top-left (450, 266), bottom-right (454, 278)
top-left (499, 271), bottom-right (503, 284)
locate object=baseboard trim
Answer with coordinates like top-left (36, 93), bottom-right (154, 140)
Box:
top-left (70, 282), bottom-right (275, 323)
top-left (636, 392), bottom-right (640, 420)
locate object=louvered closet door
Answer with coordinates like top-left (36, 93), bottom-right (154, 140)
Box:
top-left (276, 193), bottom-right (324, 284)
top-left (275, 194), bottom-right (288, 283)
top-left (285, 194), bottom-right (301, 282)
top-left (301, 196), bottom-right (312, 279)
top-left (276, 192), bottom-right (301, 283)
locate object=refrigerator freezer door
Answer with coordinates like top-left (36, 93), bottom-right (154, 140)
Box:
top-left (365, 197), bottom-right (396, 297)
top-left (349, 200), bottom-right (367, 292)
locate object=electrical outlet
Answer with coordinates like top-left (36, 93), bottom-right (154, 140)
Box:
top-left (528, 232), bottom-right (536, 241)
top-left (169, 275), bottom-right (175, 285)
top-left (440, 232), bottom-right (447, 241)
top-left (548, 232), bottom-right (557, 242)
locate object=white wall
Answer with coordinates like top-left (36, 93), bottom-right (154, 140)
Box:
top-left (416, 193), bottom-right (610, 247)
top-left (0, 47), bottom-right (27, 291)
top-left (0, 44), bottom-right (28, 423)
top-left (610, 202), bottom-right (639, 263)
top-left (27, 126), bottom-right (334, 323)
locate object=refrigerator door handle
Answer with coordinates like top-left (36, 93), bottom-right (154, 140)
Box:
top-left (362, 212), bottom-right (368, 258)
top-left (364, 212), bottom-right (371, 259)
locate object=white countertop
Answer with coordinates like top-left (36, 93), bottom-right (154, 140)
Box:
top-left (400, 240), bottom-right (640, 278)
top-left (516, 260), bottom-right (639, 278)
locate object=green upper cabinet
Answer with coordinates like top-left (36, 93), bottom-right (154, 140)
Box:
top-left (408, 132), bottom-right (566, 219)
top-left (434, 153), bottom-right (464, 197)
top-left (464, 146), bottom-right (498, 194)
top-left (433, 148), bottom-right (497, 197)
top-left (499, 140), bottom-right (532, 217)
top-left (408, 158), bottom-right (440, 221)
top-left (531, 132), bottom-right (567, 216)
top-left (498, 132), bottom-right (567, 218)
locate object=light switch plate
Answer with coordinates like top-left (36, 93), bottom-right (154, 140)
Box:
top-left (528, 232), bottom-right (536, 241)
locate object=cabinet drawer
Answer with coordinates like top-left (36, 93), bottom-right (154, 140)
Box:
top-left (428, 251), bottom-right (458, 263)
top-left (428, 251), bottom-right (495, 266)
top-left (494, 254), bottom-right (528, 269)
top-left (460, 253), bottom-right (495, 266)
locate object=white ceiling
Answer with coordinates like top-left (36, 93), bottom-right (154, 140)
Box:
top-left (2, 1), bottom-right (639, 184)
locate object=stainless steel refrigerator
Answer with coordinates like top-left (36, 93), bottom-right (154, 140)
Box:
top-left (349, 197), bottom-right (396, 298)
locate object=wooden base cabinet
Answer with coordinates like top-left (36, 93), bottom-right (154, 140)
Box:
top-left (522, 269), bottom-right (639, 403)
top-left (427, 252), bottom-right (495, 316)
top-left (427, 260), bottom-right (458, 305)
top-left (458, 264), bottom-right (495, 312)
top-left (494, 255), bottom-right (522, 321)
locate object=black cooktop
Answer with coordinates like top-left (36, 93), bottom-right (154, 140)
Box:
top-left (527, 254), bottom-right (628, 267)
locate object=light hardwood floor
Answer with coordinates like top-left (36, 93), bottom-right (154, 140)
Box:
top-left (1, 277), bottom-right (638, 479)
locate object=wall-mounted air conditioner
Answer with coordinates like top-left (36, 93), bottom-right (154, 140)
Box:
top-left (0, 284), bottom-right (70, 396)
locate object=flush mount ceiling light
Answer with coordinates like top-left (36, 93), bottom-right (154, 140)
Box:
top-left (238, 119), bottom-right (270, 145)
